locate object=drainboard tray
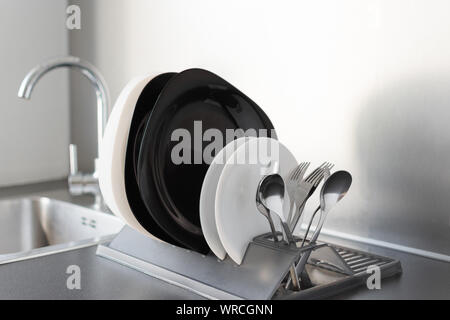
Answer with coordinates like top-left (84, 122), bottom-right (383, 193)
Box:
top-left (96, 226), bottom-right (402, 300)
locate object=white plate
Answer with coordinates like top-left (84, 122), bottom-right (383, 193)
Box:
top-left (98, 74), bottom-right (159, 238)
top-left (215, 137), bottom-right (297, 264)
top-left (199, 136), bottom-right (252, 259)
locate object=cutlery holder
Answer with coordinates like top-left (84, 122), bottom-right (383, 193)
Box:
top-left (96, 226), bottom-right (402, 300)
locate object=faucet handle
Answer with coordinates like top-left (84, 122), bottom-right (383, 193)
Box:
top-left (68, 144), bottom-right (83, 196)
top-left (68, 143), bottom-right (100, 197)
top-left (69, 144), bottom-right (79, 175)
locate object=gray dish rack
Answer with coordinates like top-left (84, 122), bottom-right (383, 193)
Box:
top-left (96, 226), bottom-right (402, 300)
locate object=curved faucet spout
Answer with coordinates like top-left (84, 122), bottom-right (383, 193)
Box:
top-left (18, 56), bottom-right (110, 157)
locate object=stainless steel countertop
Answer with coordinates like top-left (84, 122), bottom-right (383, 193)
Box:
top-left (0, 180), bottom-right (448, 299)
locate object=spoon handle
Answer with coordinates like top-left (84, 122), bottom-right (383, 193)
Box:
top-left (266, 215), bottom-right (279, 242)
top-left (309, 208), bottom-right (328, 244)
top-left (294, 209), bottom-right (328, 282)
top-left (285, 207), bottom-right (329, 290)
top-left (300, 205), bottom-right (320, 248)
top-left (281, 221), bottom-right (296, 244)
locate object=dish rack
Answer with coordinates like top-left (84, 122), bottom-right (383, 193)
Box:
top-left (96, 226), bottom-right (402, 300)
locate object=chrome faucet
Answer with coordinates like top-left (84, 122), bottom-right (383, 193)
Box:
top-left (18, 56), bottom-right (110, 207)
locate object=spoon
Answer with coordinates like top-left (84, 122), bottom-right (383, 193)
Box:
top-left (256, 177), bottom-right (279, 242)
top-left (258, 173), bottom-right (296, 244)
top-left (288, 170), bottom-right (352, 289)
top-left (257, 172), bottom-right (300, 290)
top-left (308, 170), bottom-right (352, 246)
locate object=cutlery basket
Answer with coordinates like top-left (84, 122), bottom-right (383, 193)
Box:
top-left (96, 226), bottom-right (402, 300)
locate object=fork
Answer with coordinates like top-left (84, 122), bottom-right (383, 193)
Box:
top-left (285, 162), bottom-right (310, 223)
top-left (299, 167), bottom-right (331, 248)
top-left (288, 162), bottom-right (334, 231)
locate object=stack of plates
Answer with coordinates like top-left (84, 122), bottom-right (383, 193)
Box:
top-left (99, 69), bottom-right (278, 254)
top-left (202, 137), bottom-right (297, 264)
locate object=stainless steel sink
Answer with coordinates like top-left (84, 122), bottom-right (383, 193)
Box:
top-left (0, 197), bottom-right (124, 264)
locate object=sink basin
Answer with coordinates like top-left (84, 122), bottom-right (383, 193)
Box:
top-left (0, 197), bottom-right (124, 264)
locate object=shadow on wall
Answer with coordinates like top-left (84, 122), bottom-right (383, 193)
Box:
top-left (355, 73), bottom-right (450, 250)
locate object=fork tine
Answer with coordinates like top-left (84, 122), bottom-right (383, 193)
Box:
top-left (289, 165), bottom-right (301, 180)
top-left (311, 170), bottom-right (325, 186)
top-left (288, 165), bottom-right (300, 179)
top-left (298, 162), bottom-right (310, 179)
top-left (288, 167), bottom-right (297, 179)
top-left (304, 168), bottom-right (318, 182)
top-left (293, 163), bottom-right (305, 180)
top-left (308, 161), bottom-right (333, 184)
top-left (290, 162), bottom-right (308, 180)
top-left (312, 162), bottom-right (334, 186)
top-left (304, 167), bottom-right (322, 183)
top-left (301, 162), bottom-right (310, 172)
top-left (305, 162), bottom-right (327, 183)
top-left (295, 162), bottom-right (309, 179)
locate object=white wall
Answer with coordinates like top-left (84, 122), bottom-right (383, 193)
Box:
top-left (0, 0), bottom-right (69, 186)
top-left (70, 0), bottom-right (450, 254)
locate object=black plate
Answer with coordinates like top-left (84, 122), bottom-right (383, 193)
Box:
top-left (137, 68), bottom-right (276, 253)
top-left (124, 72), bottom-right (183, 246)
